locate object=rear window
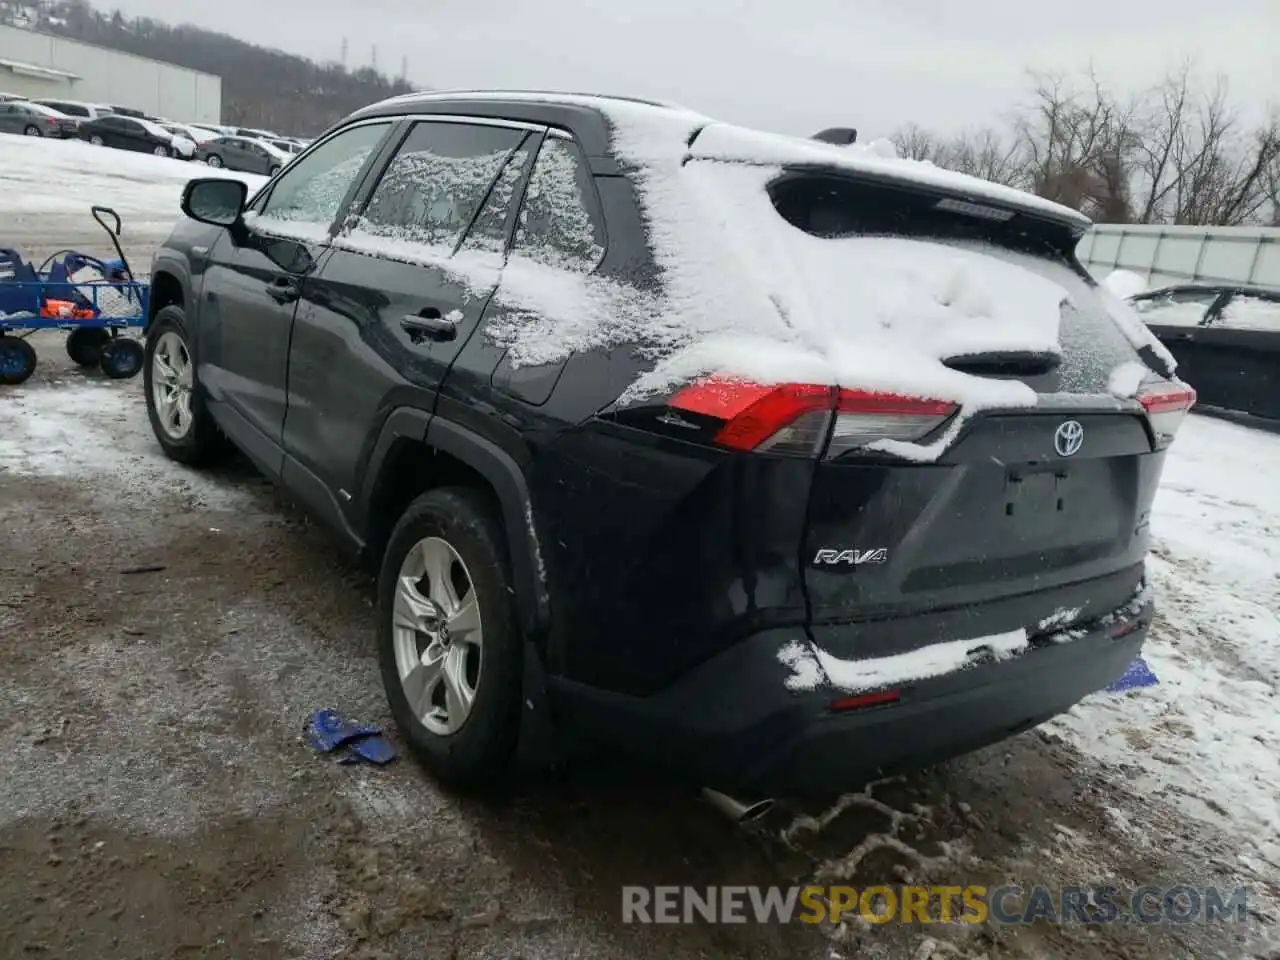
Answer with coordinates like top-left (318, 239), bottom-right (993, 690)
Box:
top-left (767, 172), bottom-right (1144, 394)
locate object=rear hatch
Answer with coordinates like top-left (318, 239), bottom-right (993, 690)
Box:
top-left (641, 159), bottom-right (1194, 663)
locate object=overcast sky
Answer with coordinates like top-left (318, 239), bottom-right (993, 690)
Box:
top-left (110, 0), bottom-right (1277, 137)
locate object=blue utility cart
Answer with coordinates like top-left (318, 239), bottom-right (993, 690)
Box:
top-left (0, 206), bottom-right (149, 385)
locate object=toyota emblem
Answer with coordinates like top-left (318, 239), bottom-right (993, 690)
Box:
top-left (1054, 420), bottom-right (1084, 457)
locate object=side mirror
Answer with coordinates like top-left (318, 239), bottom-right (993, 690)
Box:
top-left (181, 177), bottom-right (247, 226)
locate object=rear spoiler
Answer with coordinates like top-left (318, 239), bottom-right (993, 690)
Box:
top-left (811, 127), bottom-right (858, 146)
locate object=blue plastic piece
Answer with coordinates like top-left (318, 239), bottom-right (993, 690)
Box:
top-left (304, 708), bottom-right (397, 765)
top-left (1107, 656), bottom-right (1159, 692)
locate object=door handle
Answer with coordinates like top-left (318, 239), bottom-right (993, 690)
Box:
top-left (400, 308), bottom-right (456, 343)
top-left (266, 277), bottom-right (300, 304)
top-left (1173, 332), bottom-right (1193, 341)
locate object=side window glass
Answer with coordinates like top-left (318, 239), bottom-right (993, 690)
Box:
top-left (350, 121), bottom-right (524, 255)
top-left (510, 136), bottom-right (605, 273)
top-left (1132, 290), bottom-right (1214, 327)
top-left (457, 137), bottom-right (534, 256)
top-left (1217, 295), bottom-right (1280, 332)
top-left (257, 122), bottom-right (390, 229)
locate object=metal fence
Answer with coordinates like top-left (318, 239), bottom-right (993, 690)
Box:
top-left (1077, 224), bottom-right (1280, 289)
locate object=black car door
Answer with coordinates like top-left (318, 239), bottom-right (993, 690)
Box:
top-left (282, 117), bottom-right (537, 517)
top-left (1131, 286), bottom-right (1225, 387)
top-left (1196, 290), bottom-right (1280, 420)
top-left (195, 119), bottom-right (395, 476)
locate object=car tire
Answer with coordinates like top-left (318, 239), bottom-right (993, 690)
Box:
top-left (153, 145), bottom-right (169, 157)
top-left (269, 165), bottom-right (281, 176)
top-left (378, 487), bottom-right (524, 790)
top-left (66, 327), bottom-right (110, 367)
top-left (143, 305), bottom-right (235, 466)
top-left (89, 135), bottom-right (104, 146)
top-left (23, 125), bottom-right (40, 137)
top-left (206, 154), bottom-right (223, 168)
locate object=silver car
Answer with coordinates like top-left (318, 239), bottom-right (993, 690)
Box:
top-left (195, 135), bottom-right (290, 175)
top-left (0, 100), bottom-right (79, 137)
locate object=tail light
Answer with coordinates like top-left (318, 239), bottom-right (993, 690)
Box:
top-left (669, 378), bottom-right (957, 458)
top-left (1136, 380), bottom-right (1195, 447)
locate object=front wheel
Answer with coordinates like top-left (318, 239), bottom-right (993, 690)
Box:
top-left (378, 488), bottom-right (524, 790)
top-left (89, 135), bottom-right (104, 146)
top-left (269, 164), bottom-right (281, 176)
top-left (206, 154), bottom-right (223, 168)
top-left (23, 125), bottom-right (41, 137)
top-left (153, 145), bottom-right (169, 157)
top-left (143, 306), bottom-right (235, 465)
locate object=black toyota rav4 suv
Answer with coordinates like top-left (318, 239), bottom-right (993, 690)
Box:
top-left (144, 90), bottom-right (1193, 797)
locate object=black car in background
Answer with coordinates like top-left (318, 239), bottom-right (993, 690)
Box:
top-left (78, 114), bottom-right (183, 157)
top-left (143, 91), bottom-right (1191, 798)
top-left (0, 100), bottom-right (78, 137)
top-left (1131, 284), bottom-right (1280, 427)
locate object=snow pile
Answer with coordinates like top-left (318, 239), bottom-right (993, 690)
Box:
top-left (0, 133), bottom-right (265, 220)
top-left (1100, 268), bottom-right (1148, 300)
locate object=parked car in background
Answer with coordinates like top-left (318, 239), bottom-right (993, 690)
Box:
top-left (31, 99), bottom-right (114, 121)
top-left (78, 114), bottom-right (194, 157)
top-left (0, 91), bottom-right (27, 102)
top-left (160, 121), bottom-right (218, 147)
top-left (232, 125), bottom-right (280, 141)
top-left (269, 137), bottom-right (304, 155)
top-left (0, 100), bottom-right (79, 137)
top-left (145, 91), bottom-right (1191, 798)
top-left (107, 104), bottom-right (148, 119)
top-left (1131, 283), bottom-right (1280, 427)
top-left (195, 134), bottom-right (290, 174)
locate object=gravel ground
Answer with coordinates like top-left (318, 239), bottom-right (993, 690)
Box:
top-left (1, 338), bottom-right (1276, 960)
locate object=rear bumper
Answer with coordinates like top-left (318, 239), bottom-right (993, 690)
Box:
top-left (549, 597), bottom-right (1150, 797)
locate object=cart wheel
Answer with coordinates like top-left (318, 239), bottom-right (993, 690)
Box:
top-left (66, 327), bottom-right (111, 367)
top-left (0, 336), bottom-right (37, 385)
top-left (100, 337), bottom-right (145, 379)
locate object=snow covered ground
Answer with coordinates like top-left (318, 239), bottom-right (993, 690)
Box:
top-left (1051, 415), bottom-right (1280, 874)
top-left (0, 133), bottom-right (266, 267)
top-left (0, 132), bottom-right (264, 220)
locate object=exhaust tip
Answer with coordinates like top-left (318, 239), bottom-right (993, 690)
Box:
top-left (701, 787), bottom-right (775, 824)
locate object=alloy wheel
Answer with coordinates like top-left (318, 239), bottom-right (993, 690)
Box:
top-left (151, 331), bottom-right (193, 439)
top-left (391, 536), bottom-right (484, 736)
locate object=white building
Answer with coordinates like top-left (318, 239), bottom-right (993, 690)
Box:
top-left (0, 24), bottom-right (221, 123)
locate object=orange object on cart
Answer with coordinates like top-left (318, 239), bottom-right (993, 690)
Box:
top-left (41, 299), bottom-right (97, 320)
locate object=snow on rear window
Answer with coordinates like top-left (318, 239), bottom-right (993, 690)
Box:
top-left (1220, 295), bottom-right (1280, 332)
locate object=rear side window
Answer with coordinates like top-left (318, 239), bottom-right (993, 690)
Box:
top-left (256, 122), bottom-right (390, 228)
top-left (510, 136), bottom-right (605, 273)
top-left (58, 103), bottom-right (88, 117)
top-left (1215, 293), bottom-right (1280, 332)
top-left (353, 121), bottom-right (525, 253)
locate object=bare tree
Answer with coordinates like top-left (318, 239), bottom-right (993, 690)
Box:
top-left (891, 64), bottom-right (1279, 227)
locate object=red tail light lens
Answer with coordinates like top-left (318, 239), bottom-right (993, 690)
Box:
top-left (669, 379), bottom-right (957, 457)
top-left (1136, 381), bottom-right (1195, 447)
